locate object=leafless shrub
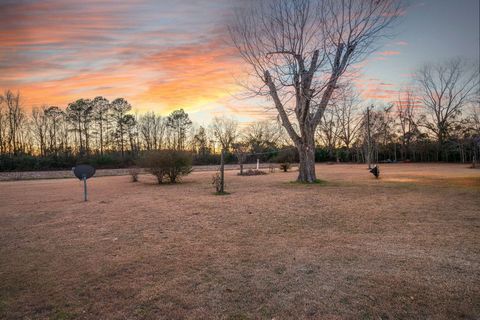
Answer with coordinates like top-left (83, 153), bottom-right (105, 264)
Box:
top-left (212, 172), bottom-right (225, 193)
top-left (274, 149), bottom-right (295, 172)
top-left (140, 150), bottom-right (192, 184)
top-left (128, 168), bottom-right (140, 182)
top-left (239, 169), bottom-right (267, 176)
top-left (268, 163), bottom-right (276, 173)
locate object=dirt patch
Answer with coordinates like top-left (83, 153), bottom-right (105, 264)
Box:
top-left (0, 163), bottom-right (479, 319)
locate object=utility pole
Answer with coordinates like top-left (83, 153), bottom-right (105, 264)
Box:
top-left (366, 105), bottom-right (373, 169)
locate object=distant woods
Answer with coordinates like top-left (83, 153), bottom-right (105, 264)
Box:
top-left (0, 57), bottom-right (479, 171)
top-left (0, 94), bottom-right (288, 170)
top-left (0, 94), bottom-right (208, 170)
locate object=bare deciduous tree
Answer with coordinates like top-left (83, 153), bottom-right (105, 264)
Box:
top-left (111, 98), bottom-right (132, 157)
top-left (92, 96), bottom-right (110, 156)
top-left (317, 106), bottom-right (340, 160)
top-left (66, 99), bottom-right (93, 155)
top-left (165, 109), bottom-right (192, 150)
top-left (415, 58), bottom-right (480, 160)
top-left (192, 126), bottom-right (210, 155)
top-left (0, 96), bottom-right (6, 154)
top-left (229, 0), bottom-right (402, 182)
top-left (139, 111), bottom-right (166, 151)
top-left (211, 116), bottom-right (239, 151)
top-left (471, 103), bottom-right (480, 133)
top-left (335, 86), bottom-right (362, 160)
top-left (396, 90), bottom-right (418, 160)
top-left (3, 90), bottom-right (25, 155)
top-left (243, 120), bottom-right (283, 153)
top-left (470, 103), bottom-right (480, 166)
top-left (44, 106), bottom-right (64, 155)
top-left (232, 142), bottom-right (249, 175)
top-left (31, 107), bottom-right (49, 156)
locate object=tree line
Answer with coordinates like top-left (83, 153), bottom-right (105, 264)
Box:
top-left (317, 59), bottom-right (479, 165)
top-left (0, 93), bottom-right (291, 171)
top-left (1, 60), bottom-right (478, 172)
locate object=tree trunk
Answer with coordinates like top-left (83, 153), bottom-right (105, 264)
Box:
top-left (220, 149), bottom-right (225, 193)
top-left (120, 123), bottom-right (124, 158)
top-left (297, 142), bottom-right (316, 183)
top-left (99, 122), bottom-right (103, 156)
top-left (437, 132), bottom-right (443, 162)
top-left (78, 118), bottom-right (83, 155)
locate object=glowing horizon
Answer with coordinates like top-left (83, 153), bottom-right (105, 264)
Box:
top-left (1, 0), bottom-right (478, 124)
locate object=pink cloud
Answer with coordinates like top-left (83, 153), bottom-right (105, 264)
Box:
top-left (378, 50), bottom-right (401, 56)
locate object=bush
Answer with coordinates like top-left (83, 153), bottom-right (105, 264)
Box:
top-left (140, 150), bottom-right (192, 184)
top-left (89, 154), bottom-right (119, 168)
top-left (272, 149), bottom-right (295, 172)
top-left (239, 169), bottom-right (267, 176)
top-left (272, 149), bottom-right (296, 161)
top-left (128, 167), bottom-right (140, 182)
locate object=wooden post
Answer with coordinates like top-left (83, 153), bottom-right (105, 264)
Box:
top-left (220, 148), bottom-right (225, 193)
top-left (256, 158), bottom-right (260, 170)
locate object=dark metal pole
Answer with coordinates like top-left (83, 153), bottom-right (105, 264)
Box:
top-left (83, 175), bottom-right (87, 201)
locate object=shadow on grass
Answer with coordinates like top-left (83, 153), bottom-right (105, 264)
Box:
top-left (213, 191), bottom-right (231, 196)
top-left (288, 179), bottom-right (329, 186)
top-left (137, 176), bottom-right (199, 187)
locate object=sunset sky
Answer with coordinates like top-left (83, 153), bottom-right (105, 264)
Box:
top-left (1, 0), bottom-right (479, 124)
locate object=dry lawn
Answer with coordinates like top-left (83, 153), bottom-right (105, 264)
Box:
top-left (0, 163), bottom-right (479, 319)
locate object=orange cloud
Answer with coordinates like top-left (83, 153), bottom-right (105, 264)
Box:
top-left (5, 38), bottom-right (245, 116)
top-left (0, 0), bottom-right (422, 122)
top-left (134, 41), bottom-right (244, 114)
top-left (0, 0), bottom-right (247, 116)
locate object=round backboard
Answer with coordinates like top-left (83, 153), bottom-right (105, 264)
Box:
top-left (73, 165), bottom-right (96, 180)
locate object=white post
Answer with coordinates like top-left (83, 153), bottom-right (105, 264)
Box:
top-left (256, 158), bottom-right (260, 170)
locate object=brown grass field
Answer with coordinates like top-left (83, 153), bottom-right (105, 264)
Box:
top-left (0, 163), bottom-right (479, 319)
